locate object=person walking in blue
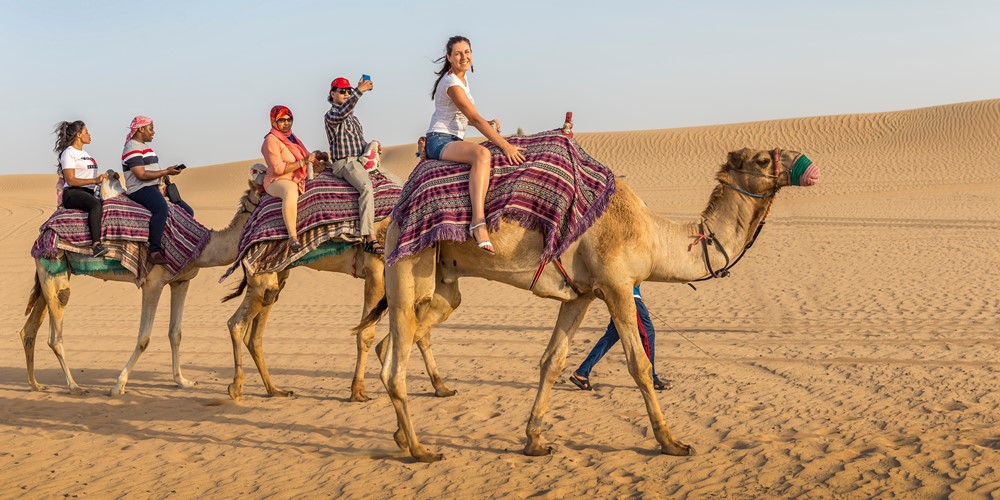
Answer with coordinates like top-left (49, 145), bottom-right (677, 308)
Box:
top-left (569, 285), bottom-right (672, 391)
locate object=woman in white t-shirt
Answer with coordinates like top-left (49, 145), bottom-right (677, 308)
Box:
top-left (55, 120), bottom-right (109, 258)
top-left (424, 35), bottom-right (526, 254)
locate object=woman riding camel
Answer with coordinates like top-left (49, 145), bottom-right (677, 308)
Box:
top-left (55, 120), bottom-right (109, 258)
top-left (122, 116), bottom-right (191, 266)
top-left (261, 105), bottom-right (318, 252)
top-left (424, 35), bottom-right (526, 254)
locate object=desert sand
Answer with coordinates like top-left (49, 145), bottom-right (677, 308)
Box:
top-left (1, 99), bottom-right (998, 498)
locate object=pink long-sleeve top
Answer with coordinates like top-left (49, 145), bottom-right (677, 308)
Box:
top-left (261, 133), bottom-right (308, 193)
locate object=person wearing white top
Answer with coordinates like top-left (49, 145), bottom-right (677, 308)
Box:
top-left (423, 35), bottom-right (526, 254)
top-left (54, 120), bottom-right (109, 258)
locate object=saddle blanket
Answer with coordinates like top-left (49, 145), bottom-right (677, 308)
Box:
top-left (221, 168), bottom-right (400, 279)
top-left (386, 130), bottom-right (616, 265)
top-left (30, 195), bottom-right (211, 285)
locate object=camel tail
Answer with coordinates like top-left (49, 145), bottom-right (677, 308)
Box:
top-left (353, 295), bottom-right (388, 334)
top-left (221, 274), bottom-right (248, 303)
top-left (24, 273), bottom-right (41, 316)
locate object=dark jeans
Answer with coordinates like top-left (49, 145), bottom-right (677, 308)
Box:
top-left (128, 185), bottom-right (194, 252)
top-left (62, 186), bottom-right (103, 244)
top-left (575, 297), bottom-right (658, 380)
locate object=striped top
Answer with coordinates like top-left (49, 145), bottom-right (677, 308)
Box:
top-left (121, 139), bottom-right (162, 195)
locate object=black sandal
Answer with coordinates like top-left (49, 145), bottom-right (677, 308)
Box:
top-left (569, 373), bottom-right (592, 391)
top-left (362, 240), bottom-right (384, 255)
top-left (653, 377), bottom-right (673, 391)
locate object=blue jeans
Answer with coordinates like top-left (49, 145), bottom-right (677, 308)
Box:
top-left (425, 132), bottom-right (461, 160)
top-left (575, 297), bottom-right (658, 380)
top-left (128, 185), bottom-right (194, 252)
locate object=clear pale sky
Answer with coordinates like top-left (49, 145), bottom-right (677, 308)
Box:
top-left (2, 0), bottom-right (998, 174)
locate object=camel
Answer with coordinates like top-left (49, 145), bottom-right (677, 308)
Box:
top-left (222, 218), bottom-right (456, 402)
top-left (358, 147), bottom-right (820, 462)
top-left (19, 177), bottom-right (262, 396)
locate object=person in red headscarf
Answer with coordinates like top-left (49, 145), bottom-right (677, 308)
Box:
top-left (261, 105), bottom-right (318, 252)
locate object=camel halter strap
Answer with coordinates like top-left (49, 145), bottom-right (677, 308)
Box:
top-left (686, 149), bottom-right (783, 287)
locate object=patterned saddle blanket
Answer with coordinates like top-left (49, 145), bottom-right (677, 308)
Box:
top-left (30, 195), bottom-right (211, 285)
top-left (221, 167), bottom-right (400, 279)
top-left (386, 130), bottom-right (616, 265)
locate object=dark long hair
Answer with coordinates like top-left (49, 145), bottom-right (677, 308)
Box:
top-left (431, 35), bottom-right (472, 99)
top-left (53, 120), bottom-right (86, 173)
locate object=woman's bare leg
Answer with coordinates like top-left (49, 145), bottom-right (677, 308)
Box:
top-left (440, 141), bottom-right (493, 244)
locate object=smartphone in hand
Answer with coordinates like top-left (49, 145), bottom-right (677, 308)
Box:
top-left (362, 74), bottom-right (371, 81)
top-left (174, 164), bottom-right (187, 171)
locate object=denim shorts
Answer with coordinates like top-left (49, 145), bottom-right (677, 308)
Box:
top-left (425, 132), bottom-right (461, 160)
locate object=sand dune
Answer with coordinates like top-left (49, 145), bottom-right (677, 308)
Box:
top-left (0, 99), bottom-right (997, 497)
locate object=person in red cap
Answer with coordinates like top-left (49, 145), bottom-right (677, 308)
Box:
top-left (424, 36), bottom-right (525, 254)
top-left (323, 75), bottom-right (383, 254)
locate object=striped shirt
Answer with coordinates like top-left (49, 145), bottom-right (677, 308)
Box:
top-left (121, 139), bottom-right (162, 195)
top-left (324, 92), bottom-right (368, 160)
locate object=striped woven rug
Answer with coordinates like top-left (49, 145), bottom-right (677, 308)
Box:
top-left (386, 130), bottom-right (616, 265)
top-left (30, 195), bottom-right (211, 285)
top-left (221, 168), bottom-right (400, 279)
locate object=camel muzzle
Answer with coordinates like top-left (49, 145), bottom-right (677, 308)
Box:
top-left (790, 154), bottom-right (820, 186)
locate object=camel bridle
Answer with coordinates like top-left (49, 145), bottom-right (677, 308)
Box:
top-left (687, 148), bottom-right (788, 285)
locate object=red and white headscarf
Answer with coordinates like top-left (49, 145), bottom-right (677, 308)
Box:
top-left (126, 115), bottom-right (153, 143)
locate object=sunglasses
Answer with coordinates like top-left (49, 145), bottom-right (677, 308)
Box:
top-left (332, 88), bottom-right (353, 95)
top-left (275, 117), bottom-right (293, 124)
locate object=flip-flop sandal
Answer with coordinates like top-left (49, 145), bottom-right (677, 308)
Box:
top-left (653, 378), bottom-right (673, 391)
top-left (569, 373), bottom-right (592, 391)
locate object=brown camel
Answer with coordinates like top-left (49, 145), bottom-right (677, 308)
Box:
top-left (222, 216), bottom-right (456, 402)
top-left (19, 178), bottom-right (261, 396)
top-left (358, 148), bottom-right (820, 462)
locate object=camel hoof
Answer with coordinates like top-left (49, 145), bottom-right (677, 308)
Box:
top-left (413, 450), bottom-right (444, 463)
top-left (29, 383), bottom-right (47, 392)
top-left (69, 386), bottom-right (89, 397)
top-left (434, 387), bottom-right (458, 398)
top-left (662, 442), bottom-right (694, 456)
top-left (350, 392), bottom-right (372, 403)
top-left (523, 444), bottom-right (553, 457)
top-left (227, 383), bottom-right (243, 401)
top-left (268, 388), bottom-right (293, 398)
top-left (175, 378), bottom-right (197, 389)
top-left (393, 428), bottom-right (409, 450)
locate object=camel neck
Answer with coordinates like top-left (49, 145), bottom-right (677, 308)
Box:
top-left (192, 199), bottom-right (254, 268)
top-left (646, 184), bottom-right (770, 283)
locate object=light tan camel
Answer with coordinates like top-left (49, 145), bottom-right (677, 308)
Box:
top-left (222, 216), bottom-right (455, 402)
top-left (358, 148), bottom-right (820, 462)
top-left (19, 178), bottom-right (262, 396)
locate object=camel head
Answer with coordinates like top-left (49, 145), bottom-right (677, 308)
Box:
top-left (241, 178), bottom-right (263, 213)
top-left (718, 148), bottom-right (821, 197)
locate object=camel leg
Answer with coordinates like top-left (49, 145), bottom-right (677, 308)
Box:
top-left (241, 270), bottom-right (290, 397)
top-left (20, 290), bottom-right (49, 391)
top-left (414, 278), bottom-right (461, 397)
top-left (112, 280), bottom-right (166, 396)
top-left (381, 254), bottom-right (443, 462)
top-left (604, 287), bottom-right (692, 456)
top-left (375, 283), bottom-right (460, 397)
top-left (351, 256), bottom-right (386, 402)
top-left (524, 296), bottom-right (593, 456)
top-left (166, 279), bottom-right (195, 389)
top-left (226, 272), bottom-right (270, 400)
top-left (36, 268), bottom-right (86, 395)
